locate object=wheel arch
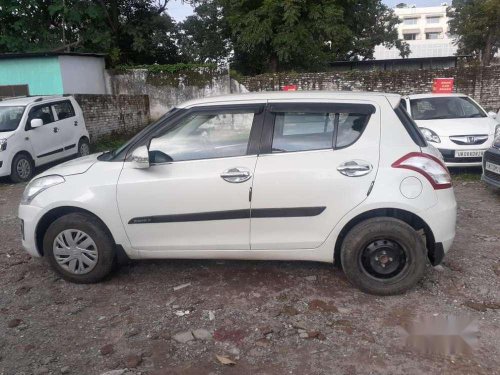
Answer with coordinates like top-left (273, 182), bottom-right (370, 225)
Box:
top-left (35, 206), bottom-right (116, 256)
top-left (334, 208), bottom-right (436, 266)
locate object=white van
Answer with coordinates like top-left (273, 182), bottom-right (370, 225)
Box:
top-left (0, 96), bottom-right (90, 182)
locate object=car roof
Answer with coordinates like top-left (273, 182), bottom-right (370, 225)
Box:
top-left (178, 91), bottom-right (402, 109)
top-left (0, 95), bottom-right (71, 106)
top-left (406, 93), bottom-right (468, 100)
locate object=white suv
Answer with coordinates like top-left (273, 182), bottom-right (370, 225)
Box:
top-left (403, 93), bottom-right (500, 167)
top-left (18, 92), bottom-right (457, 295)
top-left (0, 96), bottom-right (90, 182)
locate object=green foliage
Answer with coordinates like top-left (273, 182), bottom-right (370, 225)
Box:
top-left (448, 0), bottom-right (500, 66)
top-left (0, 0), bottom-right (179, 66)
top-left (116, 62), bottom-right (218, 73)
top-left (192, 0), bottom-right (409, 74)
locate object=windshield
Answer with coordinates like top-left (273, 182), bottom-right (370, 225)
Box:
top-left (0, 106), bottom-right (25, 132)
top-left (410, 97), bottom-right (486, 120)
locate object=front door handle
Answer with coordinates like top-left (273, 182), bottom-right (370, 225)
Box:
top-left (53, 127), bottom-right (59, 133)
top-left (337, 160), bottom-right (372, 177)
top-left (221, 167), bottom-right (252, 183)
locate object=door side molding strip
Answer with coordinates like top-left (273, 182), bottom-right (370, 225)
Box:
top-left (128, 207), bottom-right (326, 224)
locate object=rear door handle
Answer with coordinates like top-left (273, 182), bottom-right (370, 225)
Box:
top-left (221, 167), bottom-right (252, 183)
top-left (337, 160), bottom-right (373, 177)
top-left (53, 127), bottom-right (59, 133)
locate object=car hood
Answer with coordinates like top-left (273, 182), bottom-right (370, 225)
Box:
top-left (0, 131), bottom-right (16, 139)
top-left (415, 117), bottom-right (498, 136)
top-left (38, 153), bottom-right (101, 178)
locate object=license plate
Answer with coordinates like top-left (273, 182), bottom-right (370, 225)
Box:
top-left (454, 150), bottom-right (485, 158)
top-left (485, 161), bottom-right (500, 175)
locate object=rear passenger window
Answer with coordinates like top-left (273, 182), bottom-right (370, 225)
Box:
top-left (272, 111), bottom-right (370, 152)
top-left (53, 101), bottom-right (75, 120)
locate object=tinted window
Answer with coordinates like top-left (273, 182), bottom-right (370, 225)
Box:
top-left (28, 105), bottom-right (54, 126)
top-left (149, 111), bottom-right (254, 162)
top-left (410, 97), bottom-right (486, 120)
top-left (0, 106), bottom-right (25, 132)
top-left (53, 101), bottom-right (75, 120)
top-left (394, 103), bottom-right (427, 146)
top-left (272, 111), bottom-right (369, 152)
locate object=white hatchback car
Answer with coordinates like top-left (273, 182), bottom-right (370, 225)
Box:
top-left (18, 92), bottom-right (457, 295)
top-left (403, 93), bottom-right (500, 167)
top-left (0, 96), bottom-right (90, 182)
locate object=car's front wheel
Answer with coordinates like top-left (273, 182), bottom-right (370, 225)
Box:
top-left (10, 152), bottom-right (34, 183)
top-left (43, 212), bottom-right (115, 283)
top-left (340, 217), bottom-right (427, 295)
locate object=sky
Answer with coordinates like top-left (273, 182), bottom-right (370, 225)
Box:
top-left (167, 0), bottom-right (448, 22)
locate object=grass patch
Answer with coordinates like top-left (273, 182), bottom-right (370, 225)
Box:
top-left (450, 170), bottom-right (482, 182)
top-left (91, 135), bottom-right (129, 153)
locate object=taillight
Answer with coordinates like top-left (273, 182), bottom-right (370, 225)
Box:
top-left (392, 152), bottom-right (452, 190)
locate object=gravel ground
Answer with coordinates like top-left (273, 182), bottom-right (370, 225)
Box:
top-left (0, 175), bottom-right (499, 375)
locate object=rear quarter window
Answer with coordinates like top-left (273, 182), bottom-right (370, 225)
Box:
top-left (394, 103), bottom-right (427, 147)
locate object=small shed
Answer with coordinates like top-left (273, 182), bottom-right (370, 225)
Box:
top-left (0, 52), bottom-right (107, 96)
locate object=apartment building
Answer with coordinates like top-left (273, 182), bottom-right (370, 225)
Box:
top-left (374, 4), bottom-right (458, 60)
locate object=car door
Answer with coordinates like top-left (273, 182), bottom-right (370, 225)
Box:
top-left (26, 104), bottom-right (62, 163)
top-left (250, 100), bottom-right (380, 250)
top-left (51, 100), bottom-right (79, 155)
top-left (117, 103), bottom-right (265, 252)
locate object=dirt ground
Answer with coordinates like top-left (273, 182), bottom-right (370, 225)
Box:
top-left (0, 175), bottom-right (499, 375)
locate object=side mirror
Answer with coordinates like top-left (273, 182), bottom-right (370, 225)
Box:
top-left (131, 145), bottom-right (150, 169)
top-left (30, 119), bottom-right (43, 128)
top-left (487, 111), bottom-right (497, 119)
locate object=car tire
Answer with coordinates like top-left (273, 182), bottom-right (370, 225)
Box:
top-left (43, 212), bottom-right (116, 283)
top-left (340, 217), bottom-right (427, 296)
top-left (10, 152), bottom-right (34, 183)
top-left (77, 137), bottom-right (90, 157)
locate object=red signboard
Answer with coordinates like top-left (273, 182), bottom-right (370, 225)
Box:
top-left (432, 78), bottom-right (454, 94)
top-left (283, 85), bottom-right (298, 91)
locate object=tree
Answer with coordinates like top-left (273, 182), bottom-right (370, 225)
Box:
top-left (448, 0), bottom-right (500, 66)
top-left (177, 1), bottom-right (231, 64)
top-left (208, 0), bottom-right (408, 74)
top-left (0, 0), bottom-right (180, 65)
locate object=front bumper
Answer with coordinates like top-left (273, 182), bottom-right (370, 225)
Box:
top-left (482, 147), bottom-right (500, 188)
top-left (18, 204), bottom-right (43, 257)
top-left (438, 148), bottom-right (485, 167)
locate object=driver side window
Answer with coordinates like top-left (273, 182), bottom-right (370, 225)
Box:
top-left (150, 110), bottom-right (255, 162)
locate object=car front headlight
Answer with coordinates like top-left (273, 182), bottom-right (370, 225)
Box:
top-left (419, 127), bottom-right (441, 143)
top-left (21, 175), bottom-right (65, 205)
top-left (0, 139), bottom-right (6, 152)
top-left (495, 124), bottom-right (500, 139)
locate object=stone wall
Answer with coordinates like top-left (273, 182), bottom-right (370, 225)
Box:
top-left (74, 94), bottom-right (150, 140)
top-left (239, 65), bottom-right (500, 111)
top-left (107, 68), bottom-right (247, 120)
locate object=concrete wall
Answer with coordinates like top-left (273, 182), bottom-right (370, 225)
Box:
top-left (0, 57), bottom-right (63, 95)
top-left (108, 69), bottom-right (247, 120)
top-left (74, 94), bottom-right (150, 140)
top-left (59, 56), bottom-right (108, 94)
top-left (239, 65), bottom-right (500, 111)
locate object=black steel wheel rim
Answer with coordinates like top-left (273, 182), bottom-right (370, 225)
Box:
top-left (359, 239), bottom-right (408, 280)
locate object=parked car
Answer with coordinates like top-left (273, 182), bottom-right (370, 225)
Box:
top-left (18, 92), bottom-right (457, 295)
top-left (0, 95), bottom-right (90, 182)
top-left (482, 135), bottom-right (500, 188)
top-left (402, 93), bottom-right (500, 167)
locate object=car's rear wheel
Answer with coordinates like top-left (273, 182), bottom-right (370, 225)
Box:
top-left (10, 152), bottom-right (34, 183)
top-left (340, 217), bottom-right (427, 295)
top-left (77, 137), bottom-right (90, 157)
top-left (43, 212), bottom-right (115, 283)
